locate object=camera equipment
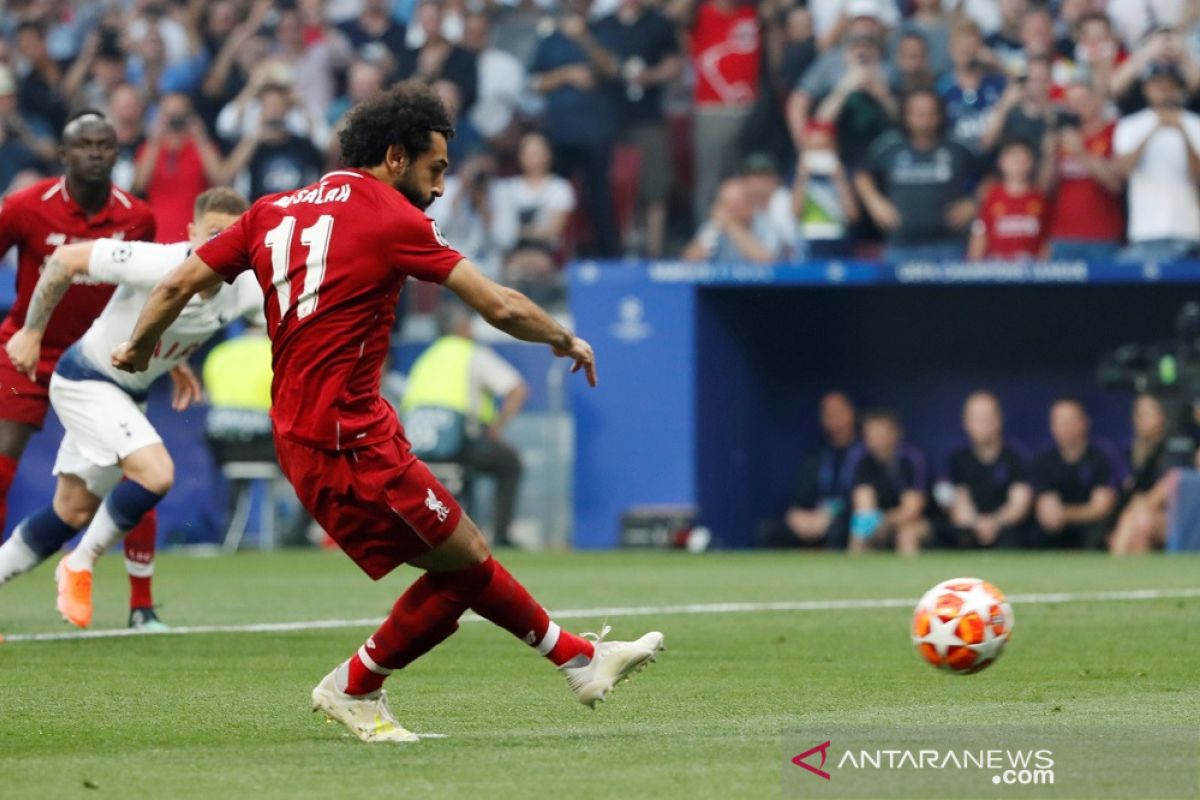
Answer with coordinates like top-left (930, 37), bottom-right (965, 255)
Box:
top-left (1054, 110), bottom-right (1081, 129)
top-left (98, 28), bottom-right (121, 57)
top-left (1098, 303), bottom-right (1200, 466)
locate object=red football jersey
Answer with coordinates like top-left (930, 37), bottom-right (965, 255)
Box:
top-left (976, 185), bottom-right (1048, 259)
top-left (197, 169), bottom-right (464, 451)
top-left (691, 2), bottom-right (760, 108)
top-left (1049, 122), bottom-right (1124, 241)
top-left (0, 177), bottom-right (156, 365)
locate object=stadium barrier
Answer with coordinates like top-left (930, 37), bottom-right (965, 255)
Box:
top-left (4, 259), bottom-right (1200, 551)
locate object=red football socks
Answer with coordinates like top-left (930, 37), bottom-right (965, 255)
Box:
top-left (124, 513), bottom-right (157, 609)
top-left (469, 558), bottom-right (594, 668)
top-left (340, 557), bottom-right (595, 696)
top-left (342, 562), bottom-right (492, 695)
top-left (0, 454), bottom-right (18, 539)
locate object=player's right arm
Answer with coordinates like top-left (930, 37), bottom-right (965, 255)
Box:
top-left (3, 242), bottom-right (94, 379)
top-left (111, 252), bottom-right (225, 374)
top-left (443, 258), bottom-right (598, 387)
top-left (115, 210), bottom-right (253, 374)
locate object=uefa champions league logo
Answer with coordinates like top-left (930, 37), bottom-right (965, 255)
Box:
top-left (610, 296), bottom-right (652, 342)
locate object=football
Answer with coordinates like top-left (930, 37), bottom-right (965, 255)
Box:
top-left (912, 577), bottom-right (1014, 674)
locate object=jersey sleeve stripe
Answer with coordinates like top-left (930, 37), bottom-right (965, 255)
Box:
top-left (40, 179), bottom-right (64, 202)
top-left (110, 187), bottom-right (133, 209)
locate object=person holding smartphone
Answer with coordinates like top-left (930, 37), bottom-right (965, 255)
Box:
top-left (1113, 62), bottom-right (1200, 263)
top-left (1041, 78), bottom-right (1124, 262)
top-left (133, 92), bottom-right (230, 242)
top-left (221, 83), bottom-right (325, 201)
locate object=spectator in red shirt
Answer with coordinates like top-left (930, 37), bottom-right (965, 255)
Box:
top-left (969, 138), bottom-right (1048, 261)
top-left (680, 0), bottom-right (761, 225)
top-left (132, 92), bottom-right (229, 243)
top-left (1041, 79), bottom-right (1124, 261)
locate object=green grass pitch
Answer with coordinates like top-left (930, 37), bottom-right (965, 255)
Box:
top-left (1, 550), bottom-right (1197, 799)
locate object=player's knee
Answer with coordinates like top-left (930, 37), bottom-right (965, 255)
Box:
top-left (137, 465), bottom-right (174, 497)
top-left (59, 506), bottom-right (94, 530)
top-left (123, 447), bottom-right (174, 495)
top-left (51, 497), bottom-right (96, 529)
top-left (123, 468), bottom-right (173, 497)
top-left (51, 476), bottom-right (100, 529)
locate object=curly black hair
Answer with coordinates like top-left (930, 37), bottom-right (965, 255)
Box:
top-left (339, 81), bottom-right (455, 169)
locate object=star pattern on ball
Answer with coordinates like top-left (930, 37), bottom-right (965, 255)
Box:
top-left (920, 613), bottom-right (965, 659)
top-left (961, 581), bottom-right (1001, 611)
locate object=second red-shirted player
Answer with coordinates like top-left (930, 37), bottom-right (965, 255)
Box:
top-left (0, 110), bottom-right (191, 628)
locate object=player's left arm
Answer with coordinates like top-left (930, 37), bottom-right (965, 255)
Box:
top-left (112, 253), bottom-right (224, 373)
top-left (3, 242), bottom-right (95, 379)
top-left (444, 258), bottom-right (597, 387)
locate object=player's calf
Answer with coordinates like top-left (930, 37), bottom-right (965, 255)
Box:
top-left (124, 516), bottom-right (160, 626)
top-left (0, 507), bottom-right (82, 586)
top-left (65, 479), bottom-right (166, 575)
top-left (58, 479), bottom-right (167, 629)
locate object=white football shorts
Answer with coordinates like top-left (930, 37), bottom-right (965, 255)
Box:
top-left (48, 374), bottom-right (162, 496)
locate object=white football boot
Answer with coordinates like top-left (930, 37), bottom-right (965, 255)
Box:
top-left (311, 669), bottom-right (420, 743)
top-left (562, 625), bottom-right (665, 708)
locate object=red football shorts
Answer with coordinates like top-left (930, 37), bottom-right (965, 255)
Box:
top-left (275, 432), bottom-right (463, 580)
top-left (0, 351), bottom-right (53, 428)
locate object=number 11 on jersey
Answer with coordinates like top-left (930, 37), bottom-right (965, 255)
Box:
top-left (264, 214), bottom-right (334, 321)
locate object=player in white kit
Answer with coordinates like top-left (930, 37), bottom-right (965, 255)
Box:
top-left (0, 188), bottom-right (262, 628)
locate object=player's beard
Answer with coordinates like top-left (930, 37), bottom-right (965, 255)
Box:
top-left (396, 166), bottom-right (433, 210)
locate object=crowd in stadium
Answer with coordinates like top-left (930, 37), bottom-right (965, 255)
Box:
top-left (4, 0), bottom-right (1200, 287)
top-left (767, 390), bottom-right (1175, 554)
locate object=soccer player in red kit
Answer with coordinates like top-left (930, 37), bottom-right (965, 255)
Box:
top-left (113, 83), bottom-right (663, 742)
top-left (0, 110), bottom-right (181, 629)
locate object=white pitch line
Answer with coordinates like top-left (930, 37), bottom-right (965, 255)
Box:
top-left (3, 587), bottom-right (1198, 644)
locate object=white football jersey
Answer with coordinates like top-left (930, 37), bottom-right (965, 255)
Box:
top-left (73, 239), bottom-right (264, 394)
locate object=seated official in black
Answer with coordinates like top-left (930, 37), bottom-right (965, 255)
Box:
top-left (765, 391), bottom-right (861, 550)
top-left (943, 390), bottom-right (1033, 548)
top-left (1032, 398), bottom-right (1117, 550)
top-left (849, 409), bottom-right (930, 555)
top-left (945, 445), bottom-right (1031, 548)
